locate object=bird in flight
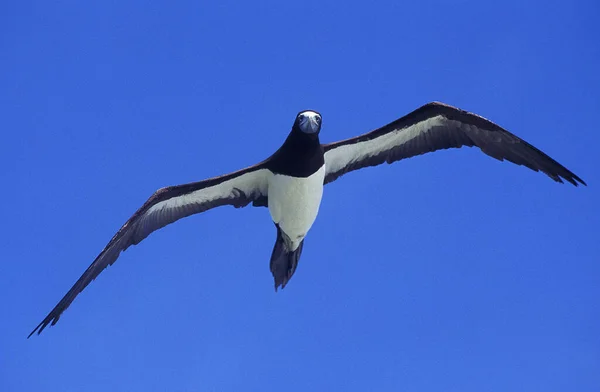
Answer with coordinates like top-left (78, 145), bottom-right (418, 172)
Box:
top-left (29, 102), bottom-right (585, 337)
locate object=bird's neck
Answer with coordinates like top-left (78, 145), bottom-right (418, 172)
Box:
top-left (269, 130), bottom-right (324, 177)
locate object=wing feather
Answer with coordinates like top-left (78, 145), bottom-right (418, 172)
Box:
top-left (29, 163), bottom-right (270, 337)
top-left (323, 102), bottom-right (585, 186)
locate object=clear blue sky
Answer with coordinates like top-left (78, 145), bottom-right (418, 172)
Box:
top-left (2, 1), bottom-right (598, 391)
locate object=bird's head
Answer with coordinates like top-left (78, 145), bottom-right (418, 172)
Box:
top-left (294, 110), bottom-right (322, 137)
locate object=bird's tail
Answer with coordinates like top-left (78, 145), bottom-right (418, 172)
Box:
top-left (270, 225), bottom-right (304, 290)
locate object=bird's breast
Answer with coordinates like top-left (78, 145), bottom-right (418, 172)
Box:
top-left (268, 165), bottom-right (325, 244)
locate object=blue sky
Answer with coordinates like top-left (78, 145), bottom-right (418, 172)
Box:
top-left (2, 0), bottom-right (599, 390)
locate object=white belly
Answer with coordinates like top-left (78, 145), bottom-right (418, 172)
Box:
top-left (268, 165), bottom-right (325, 249)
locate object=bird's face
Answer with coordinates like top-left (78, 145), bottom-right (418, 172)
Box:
top-left (296, 110), bottom-right (322, 135)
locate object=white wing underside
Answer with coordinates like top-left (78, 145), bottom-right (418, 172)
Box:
top-left (29, 166), bottom-right (271, 337)
top-left (323, 103), bottom-right (584, 186)
top-left (324, 116), bottom-right (447, 176)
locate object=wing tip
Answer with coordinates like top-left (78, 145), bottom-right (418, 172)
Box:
top-left (566, 175), bottom-right (587, 187)
top-left (572, 174), bottom-right (587, 187)
top-left (425, 101), bottom-right (587, 188)
top-left (27, 322), bottom-right (46, 339)
top-left (27, 314), bottom-right (60, 338)
top-left (550, 172), bottom-right (586, 187)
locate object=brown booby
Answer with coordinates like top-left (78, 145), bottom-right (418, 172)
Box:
top-left (29, 102), bottom-right (585, 337)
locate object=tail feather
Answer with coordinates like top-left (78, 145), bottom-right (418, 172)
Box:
top-left (270, 225), bottom-right (304, 290)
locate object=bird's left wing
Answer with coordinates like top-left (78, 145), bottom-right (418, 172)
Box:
top-left (323, 102), bottom-right (585, 186)
top-left (29, 163), bottom-right (270, 337)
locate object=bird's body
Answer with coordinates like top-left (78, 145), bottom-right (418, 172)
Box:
top-left (268, 165), bottom-right (325, 250)
top-left (30, 102), bottom-right (586, 337)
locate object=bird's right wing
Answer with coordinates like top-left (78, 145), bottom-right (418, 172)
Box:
top-left (323, 102), bottom-right (585, 186)
top-left (29, 163), bottom-right (271, 337)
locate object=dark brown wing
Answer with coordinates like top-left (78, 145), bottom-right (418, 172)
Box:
top-left (29, 163), bottom-right (270, 337)
top-left (323, 102), bottom-right (585, 186)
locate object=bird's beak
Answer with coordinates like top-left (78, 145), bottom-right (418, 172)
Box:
top-left (301, 117), bottom-right (320, 134)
